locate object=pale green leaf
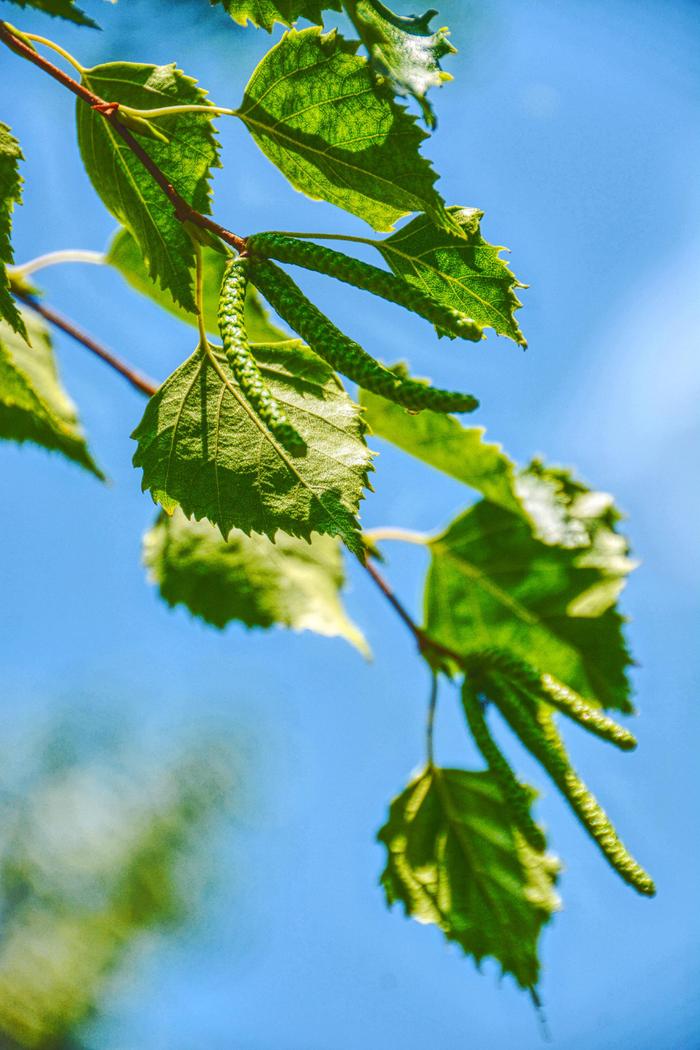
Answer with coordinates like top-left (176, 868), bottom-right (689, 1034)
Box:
top-left (0, 310), bottom-right (103, 477)
top-left (378, 766), bottom-right (560, 989)
top-left (144, 507), bottom-right (369, 653)
top-left (212, 0), bottom-right (341, 30)
top-left (106, 227), bottom-right (288, 341)
top-left (425, 498), bottom-right (634, 711)
top-left (373, 206), bottom-right (526, 344)
top-left (237, 28), bottom-right (457, 235)
top-left (3, 0), bottom-right (98, 28)
top-left (0, 123), bottom-right (26, 340)
top-left (345, 0), bottom-right (455, 128)
top-left (77, 63), bottom-right (220, 313)
top-left (132, 338), bottom-right (372, 555)
top-left (360, 389), bottom-right (521, 514)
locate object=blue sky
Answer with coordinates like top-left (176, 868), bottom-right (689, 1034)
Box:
top-left (0, 0), bottom-right (698, 1046)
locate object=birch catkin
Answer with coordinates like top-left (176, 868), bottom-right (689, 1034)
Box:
top-left (461, 681), bottom-right (547, 852)
top-left (250, 257), bottom-right (479, 414)
top-left (248, 232), bottom-right (482, 342)
top-left (218, 257), bottom-right (305, 453)
top-left (489, 677), bottom-right (655, 896)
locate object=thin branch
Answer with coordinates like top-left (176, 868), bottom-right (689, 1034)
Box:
top-left (361, 557), bottom-right (461, 667)
top-left (0, 21), bottom-right (247, 255)
top-left (16, 292), bottom-right (158, 397)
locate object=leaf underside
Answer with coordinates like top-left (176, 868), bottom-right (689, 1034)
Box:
top-left (212, 0), bottom-right (342, 30)
top-left (77, 62), bottom-right (221, 313)
top-left (0, 123), bottom-right (27, 340)
top-left (374, 207), bottom-right (526, 345)
top-left (3, 0), bottom-right (98, 28)
top-left (106, 227), bottom-right (288, 341)
top-left (379, 766), bottom-right (560, 989)
top-left (144, 507), bottom-right (369, 653)
top-left (0, 310), bottom-right (103, 477)
top-left (346, 0), bottom-right (455, 128)
top-left (237, 27), bottom-right (457, 235)
top-left (132, 338), bottom-right (373, 555)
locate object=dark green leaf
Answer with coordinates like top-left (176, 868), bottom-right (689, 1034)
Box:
top-left (132, 338), bottom-right (372, 555)
top-left (0, 123), bottom-right (26, 340)
top-left (106, 227), bottom-right (288, 341)
top-left (144, 507), bottom-right (369, 652)
top-left (211, 0), bottom-right (341, 30)
top-left (378, 766), bottom-right (560, 989)
top-left (0, 310), bottom-right (103, 477)
top-left (77, 63), bottom-right (221, 312)
top-left (374, 207), bottom-right (526, 344)
top-left (237, 28), bottom-right (458, 235)
top-left (3, 0), bottom-right (98, 28)
top-left (425, 498), bottom-right (634, 710)
top-left (345, 0), bottom-right (455, 128)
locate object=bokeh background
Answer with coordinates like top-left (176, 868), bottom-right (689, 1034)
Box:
top-left (0, 0), bottom-right (698, 1046)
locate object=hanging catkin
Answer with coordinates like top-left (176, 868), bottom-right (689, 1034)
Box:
top-left (250, 257), bottom-right (479, 414)
top-left (218, 257), bottom-right (305, 453)
top-left (248, 232), bottom-right (482, 342)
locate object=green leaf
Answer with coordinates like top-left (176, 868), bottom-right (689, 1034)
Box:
top-left (360, 391), bottom-right (635, 582)
top-left (425, 498), bottom-right (634, 711)
top-left (77, 63), bottom-right (221, 313)
top-left (237, 28), bottom-right (457, 235)
top-left (0, 123), bottom-right (27, 340)
top-left (0, 310), bottom-right (103, 477)
top-left (378, 766), bottom-right (560, 990)
top-left (212, 0), bottom-right (341, 30)
top-left (360, 390), bottom-right (522, 514)
top-left (345, 0), bottom-right (455, 129)
top-left (106, 227), bottom-right (288, 342)
top-left (3, 0), bottom-right (98, 28)
top-left (143, 507), bottom-right (369, 653)
top-left (132, 338), bottom-right (373, 555)
top-left (373, 207), bottom-right (526, 345)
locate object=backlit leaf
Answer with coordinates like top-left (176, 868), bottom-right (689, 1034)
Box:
top-left (378, 766), bottom-right (560, 989)
top-left (237, 28), bottom-right (457, 235)
top-left (106, 227), bottom-right (287, 341)
top-left (345, 0), bottom-right (455, 128)
top-left (0, 123), bottom-right (26, 340)
top-left (212, 0), bottom-right (341, 30)
top-left (144, 507), bottom-right (369, 653)
top-left (132, 338), bottom-right (372, 555)
top-left (0, 310), bottom-right (103, 477)
top-left (77, 63), bottom-right (220, 312)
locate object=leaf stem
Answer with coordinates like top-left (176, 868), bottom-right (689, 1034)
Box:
top-left (426, 671), bottom-right (438, 765)
top-left (14, 292), bottom-right (158, 398)
top-left (192, 239), bottom-right (210, 348)
top-left (20, 30), bottom-right (84, 72)
top-left (0, 21), bottom-right (247, 255)
top-left (271, 231), bottom-right (378, 248)
top-left (364, 526), bottom-right (429, 545)
top-left (119, 103), bottom-right (238, 119)
top-left (11, 249), bottom-right (105, 276)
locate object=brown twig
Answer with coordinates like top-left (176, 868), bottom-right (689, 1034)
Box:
top-left (0, 21), bottom-right (247, 255)
top-left (20, 285), bottom-right (454, 667)
top-left (16, 292), bottom-right (158, 397)
top-left (362, 557), bottom-right (462, 667)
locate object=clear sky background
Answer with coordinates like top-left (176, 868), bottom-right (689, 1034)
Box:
top-left (0, 0), bottom-right (698, 1046)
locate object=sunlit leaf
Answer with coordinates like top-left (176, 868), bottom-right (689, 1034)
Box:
top-left (0, 123), bottom-right (26, 340)
top-left (144, 507), bottom-right (369, 653)
top-left (212, 0), bottom-right (341, 30)
top-left (132, 338), bottom-right (372, 555)
top-left (77, 62), bottom-right (220, 312)
top-left (0, 310), bottom-right (103, 477)
top-left (237, 28), bottom-right (457, 235)
top-left (378, 766), bottom-right (560, 989)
